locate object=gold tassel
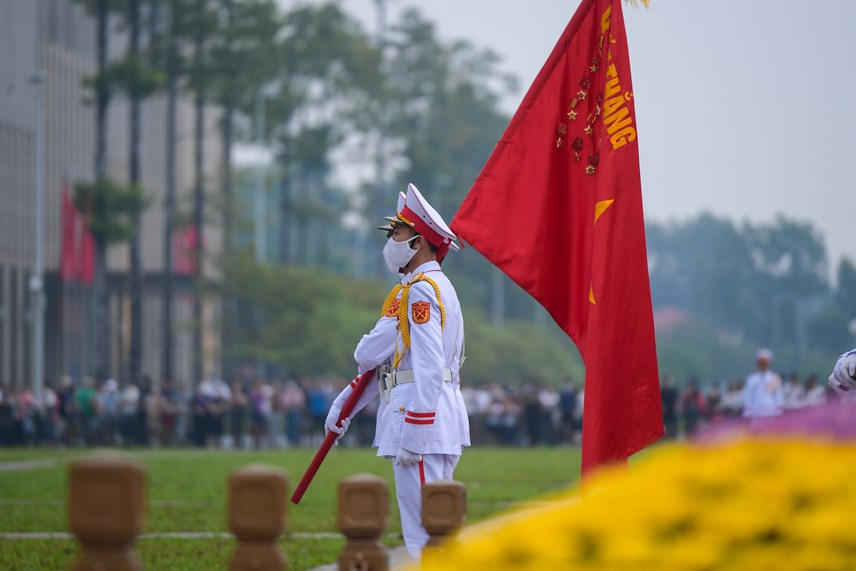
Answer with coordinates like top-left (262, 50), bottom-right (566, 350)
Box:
top-left (624, 0), bottom-right (651, 8)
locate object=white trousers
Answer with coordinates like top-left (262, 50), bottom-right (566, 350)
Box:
top-left (392, 453), bottom-right (460, 559)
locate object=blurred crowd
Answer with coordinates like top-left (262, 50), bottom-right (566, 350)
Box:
top-left (659, 371), bottom-right (833, 440)
top-left (0, 369), bottom-right (840, 448)
top-left (0, 374), bottom-right (583, 449)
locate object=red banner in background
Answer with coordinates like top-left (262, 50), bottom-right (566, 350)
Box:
top-left (60, 184), bottom-right (95, 284)
top-left (451, 0), bottom-right (662, 475)
top-left (174, 225), bottom-right (199, 276)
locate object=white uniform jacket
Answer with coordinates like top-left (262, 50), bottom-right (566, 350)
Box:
top-left (333, 260), bottom-right (470, 457)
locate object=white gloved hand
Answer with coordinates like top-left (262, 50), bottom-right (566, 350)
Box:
top-left (325, 405), bottom-right (351, 444)
top-left (394, 447), bottom-right (422, 467)
top-left (828, 351), bottom-right (856, 398)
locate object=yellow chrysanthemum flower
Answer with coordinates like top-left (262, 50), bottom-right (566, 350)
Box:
top-left (414, 439), bottom-right (856, 571)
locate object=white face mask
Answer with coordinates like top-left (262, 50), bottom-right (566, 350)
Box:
top-left (382, 235), bottom-right (419, 274)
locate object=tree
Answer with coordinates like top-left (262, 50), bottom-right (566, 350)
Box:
top-left (162, 0), bottom-right (219, 382)
top-left (207, 0), bottom-right (282, 253)
top-left (219, 254), bottom-right (583, 381)
top-left (161, 0), bottom-right (180, 381)
top-left (73, 0), bottom-right (146, 380)
top-left (743, 216), bottom-right (829, 353)
top-left (72, 178), bottom-right (147, 382)
top-left (109, 0), bottom-right (164, 384)
top-left (835, 258), bottom-right (856, 319)
top-left (364, 7), bottom-right (519, 318)
top-left (271, 3), bottom-right (382, 268)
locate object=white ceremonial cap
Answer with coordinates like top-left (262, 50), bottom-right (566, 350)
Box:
top-left (380, 183), bottom-right (460, 261)
top-left (398, 183), bottom-right (459, 260)
top-left (756, 348), bottom-right (773, 361)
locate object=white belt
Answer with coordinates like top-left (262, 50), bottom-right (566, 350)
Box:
top-left (379, 368), bottom-right (453, 402)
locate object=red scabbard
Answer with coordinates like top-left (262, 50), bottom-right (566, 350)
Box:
top-left (290, 369), bottom-right (377, 504)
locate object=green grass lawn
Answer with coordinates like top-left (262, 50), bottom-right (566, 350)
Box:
top-left (0, 446), bottom-right (582, 570)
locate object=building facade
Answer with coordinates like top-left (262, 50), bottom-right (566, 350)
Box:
top-left (0, 0), bottom-right (223, 390)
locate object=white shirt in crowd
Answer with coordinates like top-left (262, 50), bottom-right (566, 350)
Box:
top-left (742, 370), bottom-right (784, 417)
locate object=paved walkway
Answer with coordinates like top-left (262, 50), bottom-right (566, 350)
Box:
top-left (0, 459), bottom-right (57, 472)
top-left (309, 545), bottom-right (411, 571)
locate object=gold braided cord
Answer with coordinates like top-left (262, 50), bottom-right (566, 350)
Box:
top-left (625, 0), bottom-right (650, 7)
top-left (418, 275), bottom-right (446, 330)
top-left (392, 272), bottom-right (445, 369)
top-left (380, 284), bottom-right (403, 317)
top-left (394, 281), bottom-right (412, 368)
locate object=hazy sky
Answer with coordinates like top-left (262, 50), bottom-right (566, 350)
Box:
top-left (292, 0), bottom-right (856, 272)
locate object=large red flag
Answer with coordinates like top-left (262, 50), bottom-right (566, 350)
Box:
top-left (451, 0), bottom-right (662, 474)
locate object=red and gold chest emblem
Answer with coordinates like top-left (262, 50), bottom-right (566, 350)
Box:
top-left (384, 297), bottom-right (400, 318)
top-left (411, 301), bottom-right (431, 325)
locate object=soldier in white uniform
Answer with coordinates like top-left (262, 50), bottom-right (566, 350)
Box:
top-left (828, 348), bottom-right (856, 399)
top-left (742, 348), bottom-right (784, 418)
top-left (324, 183), bottom-right (470, 559)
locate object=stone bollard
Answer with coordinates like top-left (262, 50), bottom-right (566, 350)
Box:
top-left (228, 464), bottom-right (288, 571)
top-left (338, 474), bottom-right (389, 571)
top-left (422, 480), bottom-right (466, 549)
top-left (68, 452), bottom-right (146, 571)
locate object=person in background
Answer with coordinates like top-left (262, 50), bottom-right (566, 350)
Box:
top-left (804, 374), bottom-right (826, 406)
top-left (742, 348), bottom-right (784, 418)
top-left (97, 379), bottom-right (119, 445)
top-left (680, 378), bottom-right (707, 437)
top-left (160, 379), bottom-right (178, 446)
top-left (118, 381), bottom-right (140, 445)
top-left (0, 385), bottom-right (15, 445)
top-left (229, 380), bottom-right (248, 449)
top-left (40, 381), bottom-right (59, 445)
top-left (782, 372), bottom-right (806, 410)
top-left (249, 378), bottom-right (272, 449)
top-left (720, 380), bottom-right (744, 418)
top-left (660, 375), bottom-right (679, 439)
top-left (558, 380), bottom-right (579, 444)
top-left (279, 380), bottom-right (306, 447)
top-left (57, 376), bottom-right (77, 446)
top-left (75, 377), bottom-right (98, 445)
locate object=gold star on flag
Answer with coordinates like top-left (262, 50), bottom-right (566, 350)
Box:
top-left (567, 110), bottom-right (578, 120)
top-left (594, 199), bottom-right (614, 223)
top-left (586, 164), bottom-right (596, 175)
top-left (589, 63), bottom-right (598, 73)
top-left (584, 124), bottom-right (593, 136)
top-left (577, 90), bottom-right (587, 101)
top-left (588, 199), bottom-right (615, 305)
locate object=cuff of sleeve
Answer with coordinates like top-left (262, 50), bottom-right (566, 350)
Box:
top-left (400, 422), bottom-right (430, 453)
top-left (332, 384), bottom-right (354, 410)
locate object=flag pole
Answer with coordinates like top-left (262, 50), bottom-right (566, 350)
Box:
top-left (290, 369), bottom-right (376, 504)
